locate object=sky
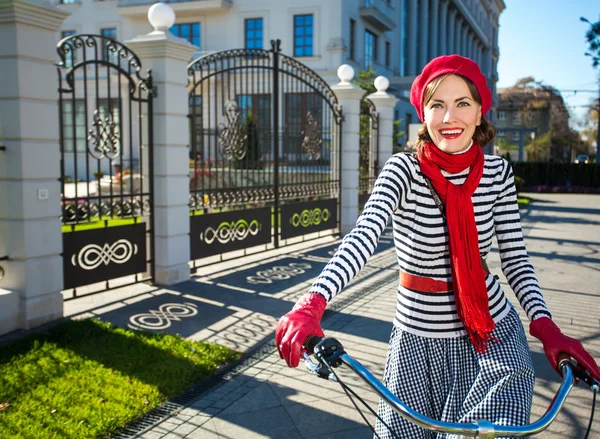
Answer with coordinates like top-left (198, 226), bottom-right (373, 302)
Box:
top-left (497, 0), bottom-right (599, 129)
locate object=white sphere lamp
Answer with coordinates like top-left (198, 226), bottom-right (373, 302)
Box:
top-left (374, 76), bottom-right (390, 93)
top-left (337, 64), bottom-right (355, 84)
top-left (148, 3), bottom-right (176, 32)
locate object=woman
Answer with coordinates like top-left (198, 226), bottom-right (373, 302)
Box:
top-left (275, 55), bottom-right (599, 438)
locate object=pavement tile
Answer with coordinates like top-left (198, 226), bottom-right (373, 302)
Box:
top-left (184, 419), bottom-right (222, 438)
top-left (309, 426), bottom-right (373, 438)
top-left (210, 399), bottom-right (234, 409)
top-left (283, 395), bottom-right (375, 437)
top-left (212, 406), bottom-right (304, 439)
top-left (170, 420), bottom-right (200, 437)
top-left (219, 382), bottom-right (282, 416)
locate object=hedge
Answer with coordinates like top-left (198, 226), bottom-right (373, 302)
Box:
top-left (511, 162), bottom-right (600, 193)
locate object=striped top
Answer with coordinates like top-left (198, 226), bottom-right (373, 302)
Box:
top-left (310, 152), bottom-right (551, 338)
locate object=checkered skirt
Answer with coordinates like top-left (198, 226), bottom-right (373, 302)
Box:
top-left (374, 307), bottom-right (534, 439)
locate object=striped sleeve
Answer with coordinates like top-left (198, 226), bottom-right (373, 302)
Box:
top-left (492, 160), bottom-right (552, 321)
top-left (309, 154), bottom-right (409, 302)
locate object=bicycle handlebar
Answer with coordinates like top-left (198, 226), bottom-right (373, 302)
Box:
top-left (303, 336), bottom-right (596, 438)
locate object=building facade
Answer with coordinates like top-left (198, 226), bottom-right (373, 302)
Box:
top-left (54, 0), bottom-right (505, 147)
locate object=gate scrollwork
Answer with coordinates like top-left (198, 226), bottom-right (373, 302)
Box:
top-left (217, 100), bottom-right (248, 160)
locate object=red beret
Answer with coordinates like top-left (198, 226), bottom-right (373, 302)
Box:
top-left (410, 54), bottom-right (492, 122)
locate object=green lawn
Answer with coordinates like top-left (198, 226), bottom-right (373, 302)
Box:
top-left (0, 319), bottom-right (240, 439)
top-left (62, 217), bottom-right (138, 233)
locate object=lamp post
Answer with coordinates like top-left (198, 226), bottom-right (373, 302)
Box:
top-left (580, 16), bottom-right (600, 163)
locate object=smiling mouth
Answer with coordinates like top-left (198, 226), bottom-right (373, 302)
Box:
top-left (439, 129), bottom-right (464, 139)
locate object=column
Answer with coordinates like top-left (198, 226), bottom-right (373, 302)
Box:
top-left (0, 0), bottom-right (69, 335)
top-left (127, 4), bottom-right (197, 286)
top-left (461, 24), bottom-right (468, 56)
top-left (407, 0), bottom-right (418, 76)
top-left (439, 0), bottom-right (448, 55)
top-left (429, 0), bottom-right (439, 58)
top-left (367, 77), bottom-right (399, 176)
top-left (447, 9), bottom-right (456, 54)
top-left (331, 65), bottom-right (364, 235)
top-left (486, 47), bottom-right (493, 77)
top-left (419, 0), bottom-right (429, 68)
top-left (468, 34), bottom-right (473, 60)
top-left (455, 18), bottom-right (462, 56)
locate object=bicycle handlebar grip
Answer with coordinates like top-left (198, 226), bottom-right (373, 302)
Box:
top-left (304, 336), bottom-right (323, 354)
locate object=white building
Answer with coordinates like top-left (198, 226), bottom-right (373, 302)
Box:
top-left (54, 0), bottom-right (505, 146)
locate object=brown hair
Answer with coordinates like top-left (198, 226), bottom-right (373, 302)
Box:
top-left (412, 74), bottom-right (496, 151)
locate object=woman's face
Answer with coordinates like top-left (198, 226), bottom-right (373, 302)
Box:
top-left (423, 75), bottom-right (482, 154)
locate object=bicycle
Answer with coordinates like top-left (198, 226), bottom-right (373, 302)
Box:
top-left (302, 336), bottom-right (599, 439)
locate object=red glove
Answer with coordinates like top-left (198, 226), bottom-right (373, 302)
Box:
top-left (276, 293), bottom-right (327, 368)
top-left (530, 316), bottom-right (600, 380)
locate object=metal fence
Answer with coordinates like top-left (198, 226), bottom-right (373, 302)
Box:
top-left (187, 40), bottom-right (342, 264)
top-left (57, 34), bottom-right (154, 298)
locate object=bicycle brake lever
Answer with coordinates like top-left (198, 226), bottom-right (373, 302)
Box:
top-left (302, 352), bottom-right (338, 381)
top-left (566, 360), bottom-right (600, 391)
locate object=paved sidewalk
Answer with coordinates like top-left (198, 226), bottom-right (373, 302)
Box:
top-left (64, 193), bottom-right (600, 439)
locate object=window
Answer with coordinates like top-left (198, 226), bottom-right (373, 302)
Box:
top-left (349, 19), bottom-right (356, 60)
top-left (245, 18), bottom-right (263, 49)
top-left (512, 132), bottom-right (520, 141)
top-left (285, 93), bottom-right (323, 157)
top-left (237, 94), bottom-right (272, 155)
top-left (293, 14), bottom-right (313, 57)
top-left (497, 111), bottom-right (506, 121)
top-left (171, 22), bottom-right (201, 47)
top-left (497, 130), bottom-right (505, 137)
top-left (365, 30), bottom-right (377, 67)
top-left (61, 30), bottom-right (77, 68)
top-left (385, 41), bottom-right (391, 67)
top-left (101, 28), bottom-right (118, 64)
top-left (513, 112), bottom-right (521, 125)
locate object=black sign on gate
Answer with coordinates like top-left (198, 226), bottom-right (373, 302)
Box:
top-left (63, 223), bottom-right (147, 290)
top-left (190, 207), bottom-right (271, 259)
top-left (281, 199), bottom-right (338, 239)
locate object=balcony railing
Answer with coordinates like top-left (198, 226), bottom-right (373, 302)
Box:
top-left (360, 0), bottom-right (396, 31)
top-left (118, 0), bottom-right (232, 10)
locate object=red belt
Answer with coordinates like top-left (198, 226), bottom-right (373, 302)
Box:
top-left (399, 271), bottom-right (452, 293)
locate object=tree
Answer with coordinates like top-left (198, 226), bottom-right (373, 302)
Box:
top-left (579, 102), bottom-right (598, 156)
top-left (582, 16), bottom-right (600, 69)
top-left (500, 77), bottom-right (579, 161)
top-left (581, 15), bottom-right (600, 161)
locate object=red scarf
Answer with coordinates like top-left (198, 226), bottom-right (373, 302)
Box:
top-left (417, 142), bottom-right (495, 353)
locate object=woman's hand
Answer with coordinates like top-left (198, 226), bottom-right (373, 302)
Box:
top-left (275, 293), bottom-right (327, 368)
top-left (530, 316), bottom-right (600, 380)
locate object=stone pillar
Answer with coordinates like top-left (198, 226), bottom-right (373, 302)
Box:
top-left (429, 0), bottom-right (439, 58)
top-left (367, 77), bottom-right (399, 174)
top-left (127, 4), bottom-right (196, 285)
top-left (407, 0), bottom-right (418, 76)
top-left (448, 9), bottom-right (456, 54)
top-left (331, 65), bottom-right (363, 236)
top-left (0, 0), bottom-right (69, 335)
top-left (439, 0), bottom-right (448, 55)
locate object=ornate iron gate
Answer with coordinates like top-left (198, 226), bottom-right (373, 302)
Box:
top-left (57, 35), bottom-right (154, 298)
top-left (188, 40), bottom-right (342, 264)
top-left (359, 92), bottom-right (379, 208)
